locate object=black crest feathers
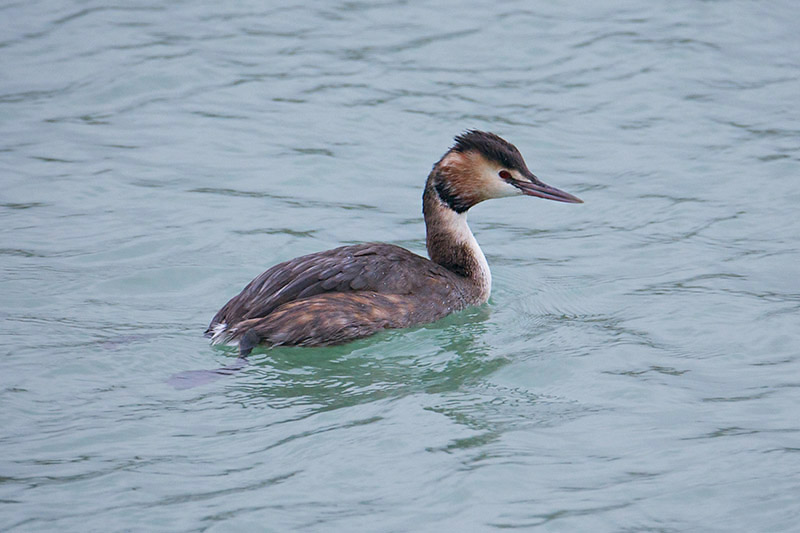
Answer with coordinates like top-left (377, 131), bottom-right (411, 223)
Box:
top-left (452, 130), bottom-right (527, 171)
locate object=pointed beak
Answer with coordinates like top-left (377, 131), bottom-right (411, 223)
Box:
top-left (514, 172), bottom-right (583, 204)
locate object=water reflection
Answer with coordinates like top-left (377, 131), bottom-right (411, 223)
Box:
top-left (177, 306), bottom-right (495, 401)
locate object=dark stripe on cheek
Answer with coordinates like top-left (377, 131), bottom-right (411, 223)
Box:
top-left (435, 180), bottom-right (470, 213)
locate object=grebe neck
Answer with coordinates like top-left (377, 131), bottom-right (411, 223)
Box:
top-left (422, 185), bottom-right (491, 302)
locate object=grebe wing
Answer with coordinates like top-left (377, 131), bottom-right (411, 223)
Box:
top-left (206, 243), bottom-right (456, 335)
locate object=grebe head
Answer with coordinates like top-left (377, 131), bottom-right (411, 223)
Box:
top-left (429, 130), bottom-right (583, 213)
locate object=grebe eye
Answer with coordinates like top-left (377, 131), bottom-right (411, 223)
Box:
top-left (499, 170), bottom-right (512, 180)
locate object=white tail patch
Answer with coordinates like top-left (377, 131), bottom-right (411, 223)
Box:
top-left (209, 323), bottom-right (230, 345)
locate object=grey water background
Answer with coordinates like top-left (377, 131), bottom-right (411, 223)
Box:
top-left (2, 0), bottom-right (799, 531)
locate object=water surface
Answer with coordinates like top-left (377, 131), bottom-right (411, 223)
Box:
top-left (2, 1), bottom-right (800, 531)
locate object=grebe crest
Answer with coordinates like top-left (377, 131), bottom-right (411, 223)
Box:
top-left (207, 130), bottom-right (582, 355)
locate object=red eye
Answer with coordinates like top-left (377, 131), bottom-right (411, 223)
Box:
top-left (499, 170), bottom-right (512, 180)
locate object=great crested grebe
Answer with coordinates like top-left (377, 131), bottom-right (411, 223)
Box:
top-left (206, 131), bottom-right (582, 355)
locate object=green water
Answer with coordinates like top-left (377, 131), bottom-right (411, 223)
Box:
top-left (2, 1), bottom-right (800, 531)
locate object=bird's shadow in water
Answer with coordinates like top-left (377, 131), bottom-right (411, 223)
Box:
top-left (167, 306), bottom-right (503, 405)
top-left (167, 357), bottom-right (251, 390)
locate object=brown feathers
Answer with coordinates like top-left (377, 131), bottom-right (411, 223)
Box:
top-left (206, 243), bottom-right (478, 353)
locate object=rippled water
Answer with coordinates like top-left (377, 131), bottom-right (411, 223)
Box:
top-left (2, 1), bottom-right (800, 531)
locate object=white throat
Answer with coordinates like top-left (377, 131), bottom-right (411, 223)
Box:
top-left (438, 207), bottom-right (492, 301)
